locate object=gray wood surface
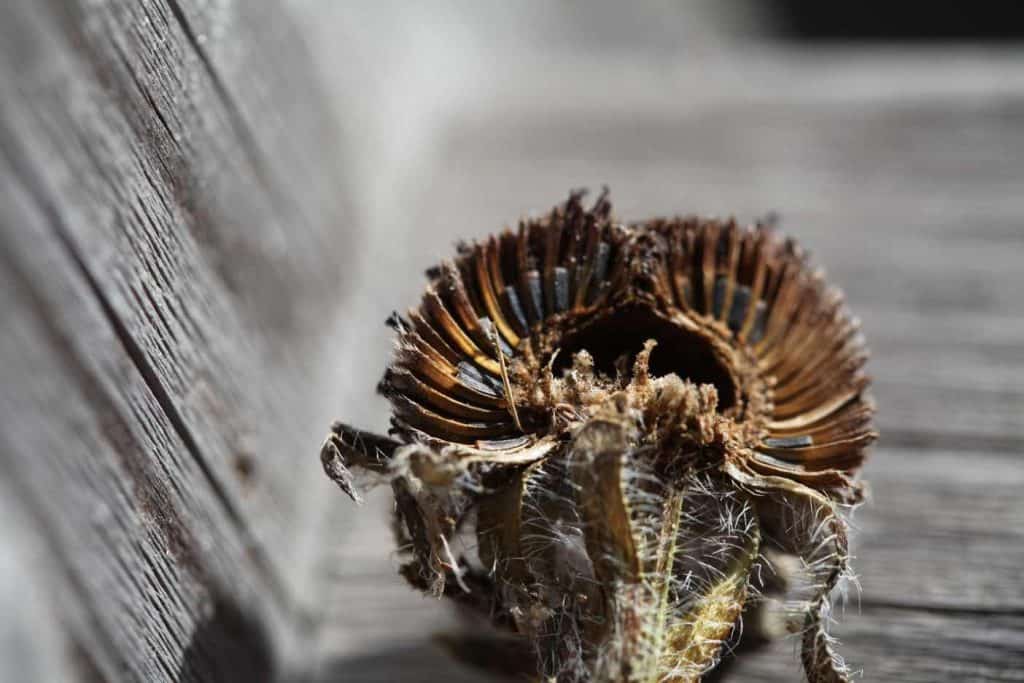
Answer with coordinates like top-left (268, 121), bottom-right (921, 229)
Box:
top-left (3, 1), bottom-right (1023, 681)
top-left (0, 0), bottom-right (351, 680)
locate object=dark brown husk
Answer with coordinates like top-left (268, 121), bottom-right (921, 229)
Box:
top-left (322, 190), bottom-right (876, 682)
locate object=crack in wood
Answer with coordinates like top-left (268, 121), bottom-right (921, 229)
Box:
top-left (0, 130), bottom-right (294, 615)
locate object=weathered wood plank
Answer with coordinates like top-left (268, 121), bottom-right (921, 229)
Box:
top-left (721, 608), bottom-right (1024, 682)
top-left (314, 607), bottom-right (1024, 683)
top-left (1, 0), bottom-right (355, 678)
top-left (854, 447), bottom-right (1024, 611)
top-left (0, 158), bottom-right (289, 680)
top-left (0, 0), bottom-right (351, 621)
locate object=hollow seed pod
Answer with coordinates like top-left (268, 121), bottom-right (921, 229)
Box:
top-left (321, 190), bottom-right (877, 682)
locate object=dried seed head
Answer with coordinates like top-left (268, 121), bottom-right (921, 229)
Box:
top-left (322, 190), bottom-right (877, 682)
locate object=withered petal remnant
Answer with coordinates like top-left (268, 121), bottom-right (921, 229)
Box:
top-left (321, 190), bottom-right (877, 682)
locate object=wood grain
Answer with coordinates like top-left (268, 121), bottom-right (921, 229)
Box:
top-left (0, 0), bottom-right (350, 679)
top-left (720, 607), bottom-right (1024, 682)
top-left (0, 161), bottom-right (286, 681)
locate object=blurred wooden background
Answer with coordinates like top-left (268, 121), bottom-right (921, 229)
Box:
top-left (2, 1), bottom-right (1023, 681)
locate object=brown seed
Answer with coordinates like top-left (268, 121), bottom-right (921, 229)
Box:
top-left (323, 190), bottom-right (876, 682)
